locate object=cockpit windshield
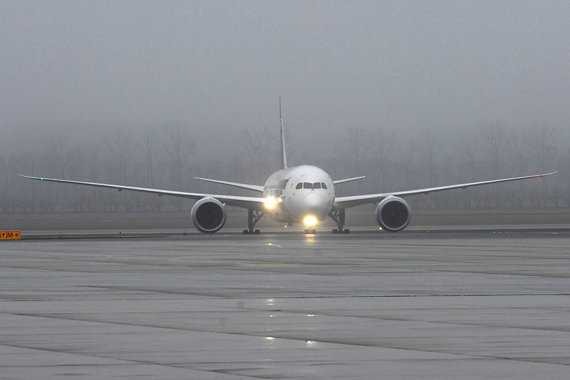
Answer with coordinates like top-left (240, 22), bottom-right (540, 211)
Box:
top-left (297, 182), bottom-right (328, 190)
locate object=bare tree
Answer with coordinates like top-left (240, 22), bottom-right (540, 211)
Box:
top-left (45, 131), bottom-right (70, 178)
top-left (161, 121), bottom-right (195, 210)
top-left (66, 144), bottom-right (88, 212)
top-left (417, 129), bottom-right (441, 188)
top-left (141, 124), bottom-right (158, 187)
top-left (369, 127), bottom-right (398, 192)
top-left (140, 124), bottom-right (163, 210)
top-left (338, 127), bottom-right (372, 193)
top-left (240, 125), bottom-right (277, 183)
top-left (104, 128), bottom-right (136, 184)
top-left (522, 123), bottom-right (559, 173)
top-left (476, 122), bottom-right (516, 208)
top-left (476, 122), bottom-right (514, 178)
top-left (162, 122), bottom-right (195, 187)
top-left (103, 128), bottom-right (137, 211)
top-left (394, 135), bottom-right (417, 191)
top-left (520, 123), bottom-right (560, 207)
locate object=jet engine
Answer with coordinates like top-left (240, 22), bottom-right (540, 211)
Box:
top-left (376, 196), bottom-right (411, 232)
top-left (191, 198), bottom-right (227, 234)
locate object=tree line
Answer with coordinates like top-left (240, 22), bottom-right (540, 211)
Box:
top-left (0, 121), bottom-right (567, 214)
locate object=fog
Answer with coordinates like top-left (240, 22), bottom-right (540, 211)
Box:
top-left (1, 1), bottom-right (568, 214)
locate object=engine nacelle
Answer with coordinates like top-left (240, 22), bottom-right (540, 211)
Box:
top-left (376, 196), bottom-right (411, 232)
top-left (191, 198), bottom-right (227, 234)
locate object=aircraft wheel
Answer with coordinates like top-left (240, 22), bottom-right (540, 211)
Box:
top-left (242, 229), bottom-right (249, 234)
top-left (255, 229), bottom-right (260, 234)
top-left (310, 229), bottom-right (317, 234)
top-left (343, 229), bottom-right (350, 234)
top-left (332, 229), bottom-right (338, 234)
top-left (304, 229), bottom-right (310, 234)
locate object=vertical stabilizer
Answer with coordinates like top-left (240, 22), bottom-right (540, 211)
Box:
top-left (279, 97), bottom-right (288, 169)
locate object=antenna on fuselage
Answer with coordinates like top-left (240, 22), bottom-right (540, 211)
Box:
top-left (279, 97), bottom-right (288, 169)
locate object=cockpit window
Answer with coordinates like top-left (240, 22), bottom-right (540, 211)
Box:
top-left (296, 182), bottom-right (328, 190)
top-left (279, 179), bottom-right (289, 189)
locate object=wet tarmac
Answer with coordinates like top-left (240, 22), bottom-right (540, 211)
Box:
top-left (1, 229), bottom-right (570, 379)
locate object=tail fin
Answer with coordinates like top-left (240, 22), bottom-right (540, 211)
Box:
top-left (279, 97), bottom-right (288, 169)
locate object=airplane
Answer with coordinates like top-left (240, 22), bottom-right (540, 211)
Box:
top-left (20, 100), bottom-right (556, 235)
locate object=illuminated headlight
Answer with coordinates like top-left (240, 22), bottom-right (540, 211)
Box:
top-left (303, 216), bottom-right (318, 227)
top-left (264, 197), bottom-right (281, 209)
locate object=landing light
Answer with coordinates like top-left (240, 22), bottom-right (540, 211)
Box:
top-left (304, 216), bottom-right (318, 227)
top-left (264, 197), bottom-right (282, 209)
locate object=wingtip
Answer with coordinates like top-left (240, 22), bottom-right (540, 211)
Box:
top-left (18, 174), bottom-right (41, 180)
top-left (536, 171), bottom-right (557, 178)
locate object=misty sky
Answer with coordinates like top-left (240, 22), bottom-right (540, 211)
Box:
top-left (1, 1), bottom-right (569, 156)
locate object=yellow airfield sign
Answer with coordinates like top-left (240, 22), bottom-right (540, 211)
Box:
top-left (1, 231), bottom-right (21, 240)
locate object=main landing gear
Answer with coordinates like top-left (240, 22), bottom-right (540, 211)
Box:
top-left (243, 209), bottom-right (264, 234)
top-left (329, 209), bottom-right (350, 234)
top-left (304, 228), bottom-right (317, 234)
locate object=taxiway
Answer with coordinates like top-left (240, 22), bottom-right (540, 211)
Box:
top-left (1, 230), bottom-right (569, 379)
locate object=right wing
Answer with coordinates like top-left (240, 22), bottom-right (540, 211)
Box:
top-left (334, 172), bottom-right (557, 209)
top-left (19, 175), bottom-right (268, 212)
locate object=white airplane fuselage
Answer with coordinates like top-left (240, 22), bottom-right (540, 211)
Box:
top-left (262, 165), bottom-right (334, 225)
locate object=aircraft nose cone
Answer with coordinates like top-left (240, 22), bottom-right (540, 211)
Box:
top-left (303, 192), bottom-right (325, 215)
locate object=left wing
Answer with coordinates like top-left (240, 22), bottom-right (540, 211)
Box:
top-left (334, 172), bottom-right (556, 209)
top-left (194, 177), bottom-right (264, 193)
top-left (333, 176), bottom-right (366, 185)
top-left (19, 175), bottom-right (268, 212)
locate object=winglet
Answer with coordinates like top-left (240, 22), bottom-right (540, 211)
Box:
top-left (536, 171), bottom-right (557, 178)
top-left (18, 174), bottom-right (40, 180)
